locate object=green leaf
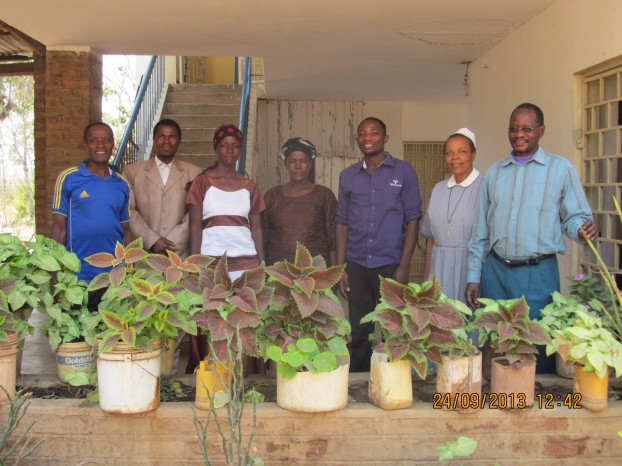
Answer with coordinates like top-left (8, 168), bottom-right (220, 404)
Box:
top-left (313, 351), bottom-right (337, 372)
top-left (296, 338), bottom-right (318, 354)
top-left (437, 436), bottom-right (478, 462)
top-left (276, 362), bottom-right (297, 379)
top-left (244, 388), bottom-right (265, 403)
top-left (65, 286), bottom-right (86, 305)
top-left (65, 371), bottom-right (91, 386)
top-left (212, 390), bottom-right (230, 408)
top-left (282, 350), bottom-right (305, 368)
top-left (29, 269), bottom-right (52, 285)
top-left (39, 255), bottom-right (61, 272)
top-left (59, 251), bottom-right (82, 272)
top-left (266, 345), bottom-right (283, 362)
top-left (586, 351), bottom-right (604, 374)
top-left (327, 336), bottom-right (348, 355)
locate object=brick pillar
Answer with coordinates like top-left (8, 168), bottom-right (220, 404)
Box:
top-left (34, 48), bottom-right (102, 236)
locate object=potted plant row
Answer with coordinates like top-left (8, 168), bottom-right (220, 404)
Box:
top-left (0, 279), bottom-right (25, 404)
top-left (473, 297), bottom-right (549, 408)
top-left (189, 252), bottom-right (271, 410)
top-left (85, 238), bottom-right (210, 413)
top-left (262, 242), bottom-right (350, 413)
top-left (546, 309), bottom-right (622, 411)
top-left (0, 233), bottom-right (99, 387)
top-left (538, 291), bottom-right (600, 378)
top-left (361, 277), bottom-right (478, 411)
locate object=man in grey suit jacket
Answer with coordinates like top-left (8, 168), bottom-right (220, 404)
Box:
top-left (123, 119), bottom-right (203, 257)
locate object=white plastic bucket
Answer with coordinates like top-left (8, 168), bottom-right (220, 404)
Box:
top-left (277, 363), bottom-right (349, 412)
top-left (97, 339), bottom-right (161, 413)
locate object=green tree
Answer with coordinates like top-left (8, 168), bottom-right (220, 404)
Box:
top-left (102, 55), bottom-right (136, 141)
top-left (0, 76), bottom-right (35, 231)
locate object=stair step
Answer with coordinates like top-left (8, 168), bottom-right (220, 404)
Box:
top-left (163, 103), bottom-right (239, 116)
top-left (181, 128), bottom-right (226, 140)
top-left (160, 115), bottom-right (239, 129)
top-left (165, 92), bottom-right (241, 104)
top-left (178, 141), bottom-right (216, 155)
top-left (176, 154), bottom-right (218, 168)
top-left (169, 83), bottom-right (240, 94)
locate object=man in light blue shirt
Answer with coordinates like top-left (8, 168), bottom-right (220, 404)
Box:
top-left (465, 103), bottom-right (597, 340)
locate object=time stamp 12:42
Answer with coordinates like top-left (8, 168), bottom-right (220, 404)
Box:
top-left (432, 392), bottom-right (583, 410)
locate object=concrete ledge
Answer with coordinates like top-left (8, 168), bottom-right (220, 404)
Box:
top-left (5, 397), bottom-right (622, 465)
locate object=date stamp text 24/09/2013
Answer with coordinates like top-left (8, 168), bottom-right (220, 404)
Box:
top-left (432, 392), bottom-right (583, 410)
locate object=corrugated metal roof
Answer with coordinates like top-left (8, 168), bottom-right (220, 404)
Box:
top-left (0, 24), bottom-right (33, 58)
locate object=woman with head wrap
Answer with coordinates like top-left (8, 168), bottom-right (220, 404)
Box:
top-left (186, 124), bottom-right (266, 371)
top-left (187, 124), bottom-right (265, 278)
top-left (420, 128), bottom-right (482, 303)
top-left (263, 137), bottom-right (337, 265)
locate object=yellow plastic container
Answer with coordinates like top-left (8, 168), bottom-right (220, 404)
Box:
top-left (574, 364), bottom-right (609, 412)
top-left (195, 358), bottom-right (232, 410)
top-left (369, 352), bottom-right (412, 410)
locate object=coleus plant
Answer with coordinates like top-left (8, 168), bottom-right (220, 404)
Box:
top-left (473, 297), bottom-right (549, 367)
top-left (262, 242), bottom-right (350, 379)
top-left (86, 237), bottom-right (205, 353)
top-left (189, 252), bottom-right (273, 362)
top-left (361, 278), bottom-right (469, 379)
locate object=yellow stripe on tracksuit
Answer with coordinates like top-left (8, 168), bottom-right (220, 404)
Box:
top-left (52, 167), bottom-right (79, 211)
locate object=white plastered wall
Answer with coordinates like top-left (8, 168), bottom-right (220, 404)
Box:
top-left (466, 0), bottom-right (622, 287)
top-left (468, 0), bottom-right (622, 169)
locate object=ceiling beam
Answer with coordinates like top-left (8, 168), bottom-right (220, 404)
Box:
top-left (0, 61), bottom-right (34, 75)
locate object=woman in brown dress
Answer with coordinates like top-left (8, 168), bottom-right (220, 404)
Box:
top-left (263, 137), bottom-right (337, 265)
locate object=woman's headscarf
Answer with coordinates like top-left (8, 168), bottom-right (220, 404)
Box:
top-left (213, 124), bottom-right (243, 149)
top-left (279, 137), bottom-right (317, 160)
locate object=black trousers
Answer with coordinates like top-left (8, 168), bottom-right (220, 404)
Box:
top-left (346, 261), bottom-right (398, 372)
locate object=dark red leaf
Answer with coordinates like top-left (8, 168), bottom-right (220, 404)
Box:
top-left (294, 242), bottom-right (313, 269)
top-left (265, 262), bottom-right (295, 287)
top-left (375, 309), bottom-right (405, 337)
top-left (379, 277), bottom-right (406, 309)
top-left (429, 304), bottom-right (465, 329)
top-left (317, 294), bottom-right (345, 318)
top-left (292, 289), bottom-right (319, 318)
top-left (309, 266), bottom-right (344, 291)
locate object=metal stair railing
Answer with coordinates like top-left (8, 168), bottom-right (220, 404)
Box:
top-left (236, 57), bottom-right (252, 174)
top-left (112, 56), bottom-right (165, 171)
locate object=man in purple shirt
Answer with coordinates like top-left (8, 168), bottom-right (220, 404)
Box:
top-left (336, 117), bottom-right (422, 372)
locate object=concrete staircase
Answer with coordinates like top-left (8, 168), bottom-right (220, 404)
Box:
top-left (159, 83), bottom-right (241, 168)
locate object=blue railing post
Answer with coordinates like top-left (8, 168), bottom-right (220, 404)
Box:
top-left (236, 57), bottom-right (252, 174)
top-left (113, 56), bottom-right (164, 171)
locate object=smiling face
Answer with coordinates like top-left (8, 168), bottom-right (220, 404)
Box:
top-left (356, 119), bottom-right (388, 158)
top-left (508, 108), bottom-right (545, 157)
top-left (215, 136), bottom-right (241, 166)
top-left (444, 135), bottom-right (476, 183)
top-left (285, 150), bottom-right (312, 183)
top-left (84, 125), bottom-right (114, 164)
top-left (154, 125), bottom-right (181, 162)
